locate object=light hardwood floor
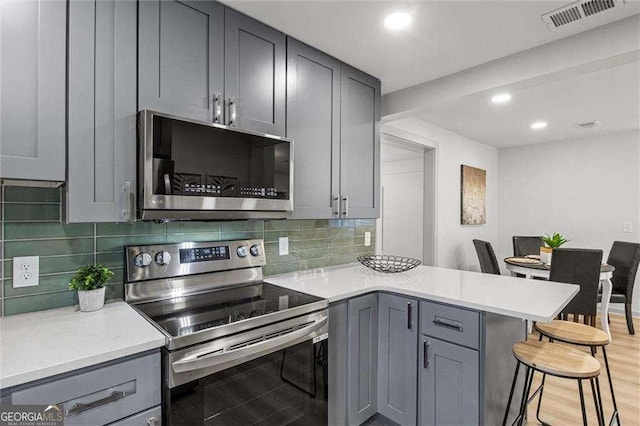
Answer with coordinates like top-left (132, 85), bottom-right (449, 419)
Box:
top-left (524, 313), bottom-right (640, 425)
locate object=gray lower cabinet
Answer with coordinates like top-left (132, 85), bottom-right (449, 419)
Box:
top-left (419, 336), bottom-right (479, 426)
top-left (7, 351), bottom-right (161, 426)
top-left (138, 0), bottom-right (224, 123)
top-left (377, 294), bottom-right (418, 425)
top-left (340, 65), bottom-right (381, 219)
top-left (67, 0), bottom-right (137, 223)
top-left (286, 38), bottom-right (341, 219)
top-left (0, 0), bottom-right (66, 182)
top-left (332, 295), bottom-right (526, 425)
top-left (225, 8), bottom-right (286, 136)
top-left (348, 293), bottom-right (378, 425)
top-left (108, 405), bottom-right (162, 426)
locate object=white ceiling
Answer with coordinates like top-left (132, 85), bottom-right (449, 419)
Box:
top-left (415, 60), bottom-right (640, 148)
top-left (224, 0), bottom-right (640, 94)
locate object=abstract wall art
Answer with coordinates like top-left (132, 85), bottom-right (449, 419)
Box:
top-left (461, 165), bottom-right (486, 225)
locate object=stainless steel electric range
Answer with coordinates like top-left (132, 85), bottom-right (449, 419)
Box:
top-left (125, 239), bottom-right (329, 426)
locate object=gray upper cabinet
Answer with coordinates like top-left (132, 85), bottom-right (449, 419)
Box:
top-left (340, 65), bottom-right (381, 219)
top-left (287, 40), bottom-right (381, 220)
top-left (348, 293), bottom-right (378, 425)
top-left (377, 294), bottom-right (417, 426)
top-left (0, 0), bottom-right (66, 182)
top-left (139, 0), bottom-right (224, 123)
top-left (287, 38), bottom-right (341, 219)
top-left (419, 336), bottom-right (480, 426)
top-left (67, 0), bottom-right (137, 223)
top-left (224, 8), bottom-right (286, 136)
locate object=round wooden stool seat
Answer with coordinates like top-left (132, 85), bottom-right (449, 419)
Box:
top-left (535, 320), bottom-right (610, 346)
top-left (512, 340), bottom-right (601, 379)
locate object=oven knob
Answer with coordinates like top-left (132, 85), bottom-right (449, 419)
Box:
top-left (133, 253), bottom-right (153, 267)
top-left (236, 246), bottom-right (249, 258)
top-left (155, 251), bottom-right (172, 266)
top-left (250, 245), bottom-right (260, 257)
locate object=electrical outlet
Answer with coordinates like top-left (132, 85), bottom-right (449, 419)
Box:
top-left (13, 256), bottom-right (39, 288)
top-left (364, 232), bottom-right (372, 247)
top-left (622, 221), bottom-right (633, 233)
top-left (278, 237), bottom-right (289, 256)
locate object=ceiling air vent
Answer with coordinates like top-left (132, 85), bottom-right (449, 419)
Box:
top-left (542, 0), bottom-right (624, 30)
top-left (576, 120), bottom-right (601, 129)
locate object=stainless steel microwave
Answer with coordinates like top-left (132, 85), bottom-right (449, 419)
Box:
top-left (138, 110), bottom-right (293, 221)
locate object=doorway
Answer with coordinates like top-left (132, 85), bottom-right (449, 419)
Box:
top-left (376, 135), bottom-right (436, 265)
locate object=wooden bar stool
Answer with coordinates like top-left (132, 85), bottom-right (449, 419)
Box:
top-left (502, 340), bottom-right (605, 426)
top-left (535, 320), bottom-right (619, 425)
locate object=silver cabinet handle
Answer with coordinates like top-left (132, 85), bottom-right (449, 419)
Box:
top-left (121, 182), bottom-right (135, 222)
top-left (423, 340), bottom-right (430, 369)
top-left (407, 302), bottom-right (413, 330)
top-left (433, 317), bottom-right (463, 331)
top-left (147, 416), bottom-right (158, 426)
top-left (212, 92), bottom-right (222, 123)
top-left (341, 195), bottom-right (349, 217)
top-left (66, 390), bottom-right (127, 417)
top-left (333, 195), bottom-right (340, 217)
top-left (228, 97), bottom-right (237, 126)
top-left (172, 315), bottom-right (328, 373)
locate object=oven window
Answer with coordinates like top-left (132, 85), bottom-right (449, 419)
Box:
top-left (167, 340), bottom-right (328, 426)
top-left (152, 115), bottom-right (290, 200)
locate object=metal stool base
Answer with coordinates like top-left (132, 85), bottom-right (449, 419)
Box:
top-left (502, 361), bottom-right (606, 426)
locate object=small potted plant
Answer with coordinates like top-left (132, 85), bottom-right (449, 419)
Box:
top-left (69, 264), bottom-right (114, 312)
top-left (541, 233), bottom-right (569, 264)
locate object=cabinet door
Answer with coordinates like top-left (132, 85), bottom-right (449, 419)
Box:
top-left (139, 0), bottom-right (224, 123)
top-left (339, 65), bottom-right (380, 219)
top-left (419, 336), bottom-right (479, 426)
top-left (378, 294), bottom-right (418, 425)
top-left (109, 405), bottom-right (162, 426)
top-left (287, 38), bottom-right (340, 219)
top-left (348, 293), bottom-right (378, 425)
top-left (225, 8), bottom-right (285, 136)
top-left (0, 0), bottom-right (66, 181)
top-left (67, 0), bottom-right (137, 223)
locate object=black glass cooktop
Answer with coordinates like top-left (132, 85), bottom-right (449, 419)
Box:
top-left (134, 283), bottom-right (323, 338)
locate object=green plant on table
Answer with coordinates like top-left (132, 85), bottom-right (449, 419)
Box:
top-left (69, 264), bottom-right (114, 291)
top-left (543, 233), bottom-right (569, 249)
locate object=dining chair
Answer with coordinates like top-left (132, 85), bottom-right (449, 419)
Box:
top-left (598, 241), bottom-right (640, 335)
top-left (512, 236), bottom-right (544, 257)
top-left (549, 248), bottom-right (603, 326)
top-left (473, 239), bottom-right (501, 275)
top-left (512, 236), bottom-right (544, 278)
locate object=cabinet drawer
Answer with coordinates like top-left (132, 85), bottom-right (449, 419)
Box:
top-left (108, 405), bottom-right (162, 426)
top-left (420, 301), bottom-right (480, 349)
top-left (12, 352), bottom-right (160, 425)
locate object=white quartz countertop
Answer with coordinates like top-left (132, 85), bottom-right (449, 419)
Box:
top-left (265, 264), bottom-right (579, 322)
top-left (0, 301), bottom-right (166, 389)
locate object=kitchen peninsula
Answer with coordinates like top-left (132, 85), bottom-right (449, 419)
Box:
top-left (266, 264), bottom-right (579, 425)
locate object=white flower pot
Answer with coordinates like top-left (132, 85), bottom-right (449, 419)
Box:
top-left (78, 287), bottom-right (106, 312)
top-left (540, 247), bottom-right (553, 265)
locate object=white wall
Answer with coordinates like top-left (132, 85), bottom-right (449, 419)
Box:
top-left (498, 130), bottom-right (640, 314)
top-left (384, 118), bottom-right (499, 272)
top-left (377, 158), bottom-right (424, 261)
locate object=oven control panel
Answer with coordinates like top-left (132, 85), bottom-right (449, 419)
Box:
top-left (125, 239), bottom-right (266, 282)
top-left (179, 246), bottom-right (230, 263)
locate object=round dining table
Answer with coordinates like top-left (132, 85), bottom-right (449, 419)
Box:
top-left (504, 258), bottom-right (615, 339)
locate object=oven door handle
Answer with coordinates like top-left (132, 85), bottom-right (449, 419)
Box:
top-left (171, 315), bottom-right (328, 373)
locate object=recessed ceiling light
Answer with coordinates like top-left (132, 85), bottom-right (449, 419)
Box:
top-left (491, 93), bottom-right (511, 104)
top-left (384, 12), bottom-right (412, 30)
top-left (530, 121), bottom-right (547, 130)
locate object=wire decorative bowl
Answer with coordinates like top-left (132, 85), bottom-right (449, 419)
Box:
top-left (357, 255), bottom-right (422, 273)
